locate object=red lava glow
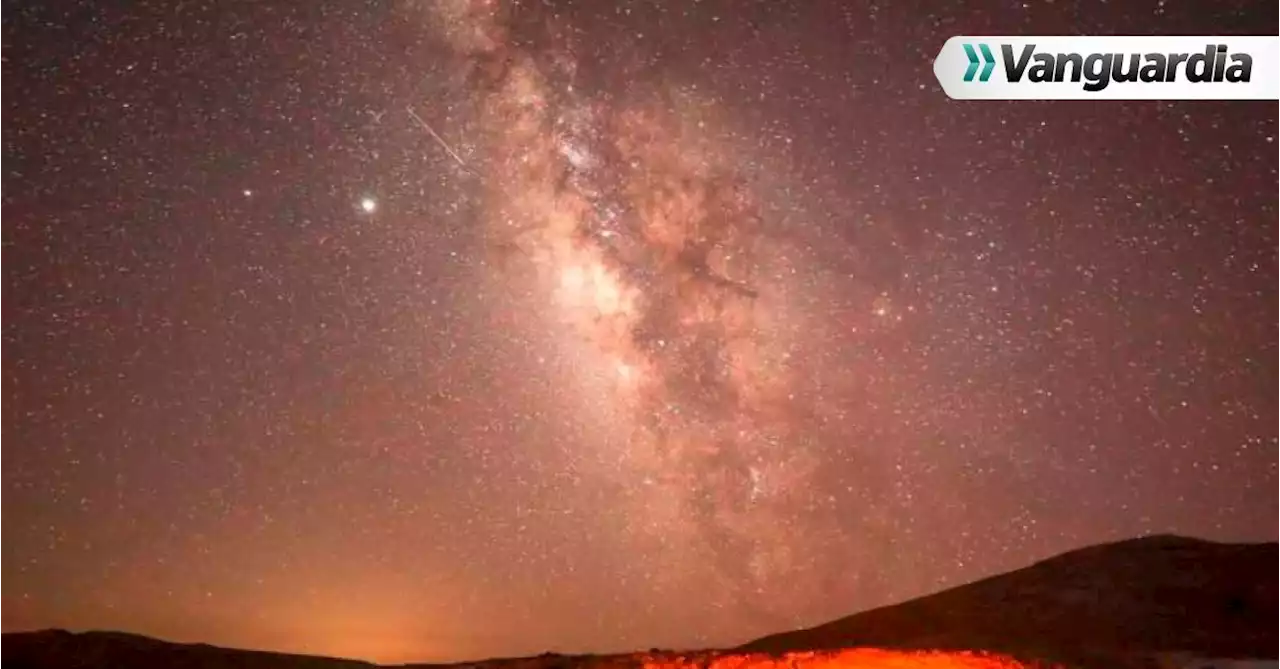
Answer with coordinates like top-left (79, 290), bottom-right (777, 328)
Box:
top-left (638, 649), bottom-right (1043, 669)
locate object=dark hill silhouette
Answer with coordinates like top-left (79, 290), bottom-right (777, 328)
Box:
top-left (4, 535), bottom-right (1275, 669)
top-left (1, 630), bottom-right (374, 669)
top-left (741, 534), bottom-right (1278, 664)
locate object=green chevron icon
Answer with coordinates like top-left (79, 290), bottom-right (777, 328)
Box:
top-left (963, 43), bottom-right (996, 82)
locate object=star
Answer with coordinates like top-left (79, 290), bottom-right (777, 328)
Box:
top-left (3, 0), bottom-right (1274, 663)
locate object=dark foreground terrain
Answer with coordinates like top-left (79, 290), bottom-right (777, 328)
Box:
top-left (743, 535), bottom-right (1277, 666)
top-left (5, 535), bottom-right (1277, 669)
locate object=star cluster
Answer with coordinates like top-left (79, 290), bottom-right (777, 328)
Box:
top-left (3, 0), bottom-right (1276, 664)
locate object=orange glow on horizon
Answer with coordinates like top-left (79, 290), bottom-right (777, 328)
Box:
top-left (639, 649), bottom-right (1045, 669)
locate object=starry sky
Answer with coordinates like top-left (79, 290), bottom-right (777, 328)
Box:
top-left (3, 0), bottom-right (1277, 664)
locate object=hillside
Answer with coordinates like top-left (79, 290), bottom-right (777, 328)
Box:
top-left (5, 535), bottom-right (1275, 669)
top-left (1, 630), bottom-right (375, 669)
top-left (741, 535), bottom-right (1278, 664)
top-left (0, 632), bottom-right (1039, 669)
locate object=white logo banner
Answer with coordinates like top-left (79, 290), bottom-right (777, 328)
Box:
top-left (934, 36), bottom-right (1280, 100)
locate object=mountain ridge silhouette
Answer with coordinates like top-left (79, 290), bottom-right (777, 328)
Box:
top-left (5, 534), bottom-right (1276, 669)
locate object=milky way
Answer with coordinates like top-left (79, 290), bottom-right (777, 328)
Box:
top-left (4, 0), bottom-right (1277, 663)
top-left (419, 0), bottom-right (855, 617)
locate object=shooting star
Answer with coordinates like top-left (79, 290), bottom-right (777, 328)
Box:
top-left (407, 107), bottom-right (473, 174)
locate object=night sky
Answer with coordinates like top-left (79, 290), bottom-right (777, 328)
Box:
top-left (3, 0), bottom-right (1277, 664)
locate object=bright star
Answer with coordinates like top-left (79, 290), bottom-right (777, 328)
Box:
top-left (360, 197), bottom-right (377, 213)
